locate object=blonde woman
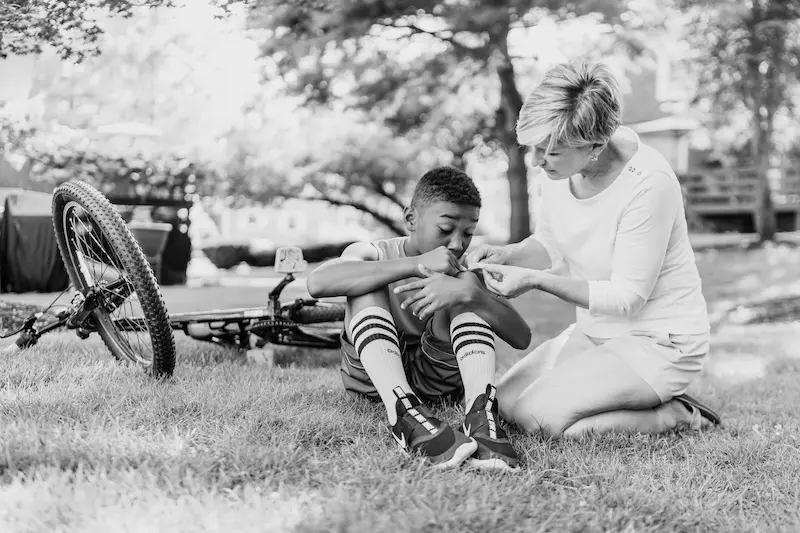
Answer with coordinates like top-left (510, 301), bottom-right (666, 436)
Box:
top-left (465, 59), bottom-right (721, 439)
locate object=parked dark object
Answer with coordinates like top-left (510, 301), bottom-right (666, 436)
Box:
top-left (159, 226), bottom-right (192, 285)
top-left (0, 190), bottom-right (70, 293)
top-left (201, 239), bottom-right (355, 270)
top-left (201, 239), bottom-right (250, 269)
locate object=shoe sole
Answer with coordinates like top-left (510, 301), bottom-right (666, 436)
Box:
top-left (467, 457), bottom-right (520, 473)
top-left (675, 394), bottom-right (722, 426)
top-left (430, 439), bottom-right (479, 470)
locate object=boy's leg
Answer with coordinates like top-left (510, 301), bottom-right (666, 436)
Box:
top-left (427, 276), bottom-right (496, 412)
top-left (343, 289), bottom-right (411, 425)
top-left (343, 289), bottom-right (477, 469)
top-left (425, 272), bottom-right (519, 471)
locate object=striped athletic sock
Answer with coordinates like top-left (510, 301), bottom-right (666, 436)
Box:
top-left (350, 306), bottom-right (413, 425)
top-left (450, 312), bottom-right (496, 412)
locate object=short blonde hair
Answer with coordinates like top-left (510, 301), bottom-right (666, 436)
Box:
top-left (516, 59), bottom-right (623, 152)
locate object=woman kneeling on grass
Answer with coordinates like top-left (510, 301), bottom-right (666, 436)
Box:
top-left (464, 59), bottom-right (722, 439)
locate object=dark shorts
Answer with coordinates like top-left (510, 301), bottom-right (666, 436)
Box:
top-left (339, 320), bottom-right (464, 404)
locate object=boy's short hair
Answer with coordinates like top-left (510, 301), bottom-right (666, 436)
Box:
top-left (410, 166), bottom-right (482, 210)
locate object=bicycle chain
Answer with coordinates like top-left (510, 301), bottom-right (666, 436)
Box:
top-left (250, 319), bottom-right (298, 335)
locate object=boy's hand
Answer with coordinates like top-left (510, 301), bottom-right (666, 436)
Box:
top-left (394, 266), bottom-right (476, 321)
top-left (416, 246), bottom-right (465, 276)
top-left (464, 244), bottom-right (509, 268)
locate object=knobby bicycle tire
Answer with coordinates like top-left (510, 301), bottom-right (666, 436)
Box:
top-left (293, 302), bottom-right (346, 323)
top-left (51, 180), bottom-right (176, 377)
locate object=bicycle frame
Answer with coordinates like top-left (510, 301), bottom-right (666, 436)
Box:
top-left (3, 270), bottom-right (342, 353)
top-left (1, 279), bottom-right (129, 349)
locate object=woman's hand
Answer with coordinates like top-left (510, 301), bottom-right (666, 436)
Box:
top-left (393, 265), bottom-right (476, 322)
top-left (463, 244), bottom-right (510, 268)
top-left (468, 263), bottom-right (538, 299)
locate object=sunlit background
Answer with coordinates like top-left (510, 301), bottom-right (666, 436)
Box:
top-left (1, 0), bottom-right (799, 289)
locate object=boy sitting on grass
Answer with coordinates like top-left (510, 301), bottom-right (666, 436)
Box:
top-left (307, 166), bottom-right (531, 471)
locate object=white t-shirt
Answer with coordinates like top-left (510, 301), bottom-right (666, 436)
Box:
top-left (534, 128), bottom-right (710, 337)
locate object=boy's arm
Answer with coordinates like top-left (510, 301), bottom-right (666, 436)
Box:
top-left (307, 243), bottom-right (466, 299)
top-left (306, 242), bottom-right (415, 299)
top-left (393, 270), bottom-right (532, 350)
top-left (462, 272), bottom-right (532, 350)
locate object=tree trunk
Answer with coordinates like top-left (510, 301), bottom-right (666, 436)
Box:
top-left (754, 150), bottom-right (777, 242)
top-left (751, 116), bottom-right (777, 242)
top-left (496, 48), bottom-right (530, 242)
top-left (505, 137), bottom-right (530, 241)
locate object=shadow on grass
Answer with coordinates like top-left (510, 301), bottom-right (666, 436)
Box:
top-left (272, 346), bottom-right (341, 368)
top-left (176, 336), bottom-right (341, 370)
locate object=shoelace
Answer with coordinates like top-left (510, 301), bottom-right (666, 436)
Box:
top-left (397, 390), bottom-right (437, 434)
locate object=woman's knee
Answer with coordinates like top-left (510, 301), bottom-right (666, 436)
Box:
top-left (495, 380), bottom-right (520, 422)
top-left (512, 393), bottom-right (581, 439)
top-left (511, 376), bottom-right (591, 438)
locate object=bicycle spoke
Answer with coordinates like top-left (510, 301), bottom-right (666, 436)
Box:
top-left (66, 206), bottom-right (154, 366)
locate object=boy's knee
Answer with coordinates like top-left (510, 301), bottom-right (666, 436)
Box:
top-left (345, 289), bottom-right (395, 337)
top-left (346, 287), bottom-right (391, 312)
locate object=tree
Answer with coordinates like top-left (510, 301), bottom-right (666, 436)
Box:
top-left (0, 1), bottom-right (420, 235)
top-left (2, 0), bottom-right (663, 240)
top-left (1, 3), bottom-right (262, 190)
top-left (220, 104), bottom-right (447, 235)
top-left (681, 0), bottom-right (800, 241)
top-left (244, 0), bottom-right (652, 242)
top-left (0, 0), bottom-right (180, 61)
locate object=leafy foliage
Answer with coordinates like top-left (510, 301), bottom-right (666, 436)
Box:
top-left (221, 106), bottom-right (445, 235)
top-left (0, 0), bottom-right (185, 61)
top-left (241, 0), bottom-right (664, 240)
top-left (683, 0), bottom-right (800, 155)
top-left (680, 0), bottom-right (800, 240)
top-left (1, 109), bottom-right (211, 204)
top-left (1, 0), bottom-right (668, 240)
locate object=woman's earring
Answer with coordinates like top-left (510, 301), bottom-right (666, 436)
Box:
top-left (590, 154), bottom-right (598, 162)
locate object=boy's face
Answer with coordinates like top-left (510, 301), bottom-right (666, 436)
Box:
top-left (407, 201), bottom-right (479, 258)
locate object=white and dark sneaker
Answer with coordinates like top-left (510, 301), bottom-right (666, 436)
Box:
top-left (390, 387), bottom-right (477, 469)
top-left (464, 384), bottom-right (520, 472)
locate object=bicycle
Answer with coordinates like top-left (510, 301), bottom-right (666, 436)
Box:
top-left (0, 180), bottom-right (346, 377)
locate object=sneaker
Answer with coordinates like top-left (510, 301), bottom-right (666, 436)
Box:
top-left (390, 387), bottom-right (477, 469)
top-left (463, 384), bottom-right (520, 472)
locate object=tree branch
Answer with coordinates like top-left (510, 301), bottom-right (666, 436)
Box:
top-left (366, 175), bottom-right (407, 210)
top-left (374, 21), bottom-right (488, 55)
top-left (315, 194), bottom-right (406, 236)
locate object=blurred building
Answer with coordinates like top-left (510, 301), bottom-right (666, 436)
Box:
top-left (201, 197), bottom-right (395, 248)
top-left (622, 51), bottom-right (699, 175)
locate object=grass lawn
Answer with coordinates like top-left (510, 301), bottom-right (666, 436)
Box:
top-left (2, 245), bottom-right (800, 532)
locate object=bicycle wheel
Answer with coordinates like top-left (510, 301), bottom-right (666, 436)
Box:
top-left (51, 180), bottom-right (176, 377)
top-left (292, 301), bottom-right (346, 323)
